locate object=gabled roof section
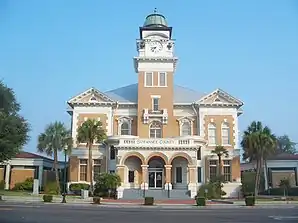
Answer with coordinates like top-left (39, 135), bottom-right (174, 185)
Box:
top-left (197, 88), bottom-right (243, 107)
top-left (68, 87), bottom-right (115, 106)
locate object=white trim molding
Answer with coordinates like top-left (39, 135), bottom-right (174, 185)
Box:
top-left (177, 117), bottom-right (194, 136)
top-left (117, 116), bottom-right (133, 135)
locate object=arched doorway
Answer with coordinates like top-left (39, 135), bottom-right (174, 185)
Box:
top-left (148, 157), bottom-right (166, 189)
top-left (170, 156), bottom-right (190, 189)
top-left (124, 156), bottom-right (143, 189)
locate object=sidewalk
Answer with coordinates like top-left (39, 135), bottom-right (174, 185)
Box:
top-left (1, 195), bottom-right (298, 208)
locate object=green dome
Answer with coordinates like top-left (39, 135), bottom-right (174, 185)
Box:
top-left (143, 11), bottom-right (168, 28)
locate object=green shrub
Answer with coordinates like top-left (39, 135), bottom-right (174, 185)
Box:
top-left (241, 171), bottom-right (265, 196)
top-left (144, 197), bottom-right (154, 205)
top-left (13, 178), bottom-right (33, 191)
top-left (196, 197), bottom-right (206, 206)
top-left (44, 181), bottom-right (60, 195)
top-left (94, 173), bottom-right (121, 198)
top-left (43, 195), bottom-right (53, 203)
top-left (0, 180), bottom-right (5, 190)
top-left (93, 197), bottom-right (101, 204)
top-left (245, 196), bottom-right (255, 206)
top-left (197, 182), bottom-right (226, 199)
top-left (69, 183), bottom-right (90, 195)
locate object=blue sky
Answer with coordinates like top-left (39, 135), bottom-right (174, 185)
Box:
top-left (1, 0), bottom-right (297, 158)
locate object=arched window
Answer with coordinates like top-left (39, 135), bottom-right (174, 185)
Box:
top-left (181, 122), bottom-right (191, 136)
top-left (120, 121), bottom-right (130, 135)
top-left (221, 122), bottom-right (230, 145)
top-left (149, 121), bottom-right (162, 138)
top-left (118, 117), bottom-right (132, 135)
top-left (208, 123), bottom-right (217, 145)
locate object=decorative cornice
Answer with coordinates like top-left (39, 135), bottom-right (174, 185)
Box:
top-left (117, 147), bottom-right (198, 151)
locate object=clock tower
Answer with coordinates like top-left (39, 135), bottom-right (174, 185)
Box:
top-left (134, 10), bottom-right (178, 138)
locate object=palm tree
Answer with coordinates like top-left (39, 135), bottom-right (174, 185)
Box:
top-left (77, 119), bottom-right (106, 195)
top-left (211, 145), bottom-right (229, 178)
top-left (241, 121), bottom-right (277, 196)
top-left (37, 121), bottom-right (73, 194)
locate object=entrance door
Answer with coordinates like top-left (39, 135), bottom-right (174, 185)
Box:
top-left (148, 169), bottom-right (163, 189)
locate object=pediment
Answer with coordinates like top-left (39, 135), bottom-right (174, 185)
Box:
top-left (197, 89), bottom-right (243, 107)
top-left (68, 87), bottom-right (115, 105)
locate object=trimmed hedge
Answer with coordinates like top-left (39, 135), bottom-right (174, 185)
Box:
top-left (196, 197), bottom-right (206, 206)
top-left (43, 195), bottom-right (53, 203)
top-left (69, 183), bottom-right (90, 195)
top-left (260, 187), bottom-right (298, 196)
top-left (245, 196), bottom-right (255, 206)
top-left (144, 197), bottom-right (154, 205)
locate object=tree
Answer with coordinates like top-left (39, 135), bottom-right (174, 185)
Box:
top-left (276, 135), bottom-right (297, 154)
top-left (77, 119), bottom-right (106, 195)
top-left (211, 145), bottom-right (229, 177)
top-left (94, 173), bottom-right (121, 198)
top-left (37, 121), bottom-right (72, 194)
top-left (241, 121), bottom-right (277, 196)
top-left (0, 81), bottom-right (30, 162)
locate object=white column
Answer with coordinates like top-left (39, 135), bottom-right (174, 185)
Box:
top-left (5, 164), bottom-right (11, 190)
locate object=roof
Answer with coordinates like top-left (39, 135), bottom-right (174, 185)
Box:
top-left (15, 152), bottom-right (53, 161)
top-left (104, 83), bottom-right (206, 104)
top-left (267, 153), bottom-right (298, 161)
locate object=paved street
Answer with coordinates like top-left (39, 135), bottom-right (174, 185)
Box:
top-left (0, 202), bottom-right (297, 223)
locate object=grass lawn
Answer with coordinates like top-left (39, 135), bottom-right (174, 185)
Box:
top-left (0, 190), bottom-right (34, 196)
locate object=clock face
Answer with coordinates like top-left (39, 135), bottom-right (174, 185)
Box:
top-left (149, 41), bottom-right (163, 53)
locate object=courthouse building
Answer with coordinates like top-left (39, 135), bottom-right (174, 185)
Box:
top-left (67, 11), bottom-right (244, 199)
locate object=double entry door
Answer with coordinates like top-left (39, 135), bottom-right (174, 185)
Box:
top-left (148, 168), bottom-right (163, 189)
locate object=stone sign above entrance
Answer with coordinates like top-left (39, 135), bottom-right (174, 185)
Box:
top-left (118, 137), bottom-right (204, 148)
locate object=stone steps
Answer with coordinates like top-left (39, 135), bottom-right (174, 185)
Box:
top-left (121, 189), bottom-right (191, 200)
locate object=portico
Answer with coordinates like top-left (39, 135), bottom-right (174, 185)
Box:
top-left (106, 136), bottom-right (206, 198)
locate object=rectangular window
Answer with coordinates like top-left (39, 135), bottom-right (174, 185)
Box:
top-left (110, 146), bottom-right (116, 160)
top-left (93, 159), bottom-right (101, 181)
top-left (128, 170), bottom-right (134, 183)
top-left (208, 128), bottom-right (216, 145)
top-left (197, 148), bottom-right (201, 160)
top-left (152, 97), bottom-right (159, 111)
top-left (176, 167), bottom-right (182, 183)
top-left (223, 160), bottom-right (232, 182)
top-left (197, 167), bottom-right (202, 183)
top-left (222, 129), bottom-right (230, 144)
top-left (145, 72), bottom-right (153, 87)
top-left (209, 160), bottom-right (217, 181)
top-left (79, 159), bottom-right (87, 181)
top-left (158, 72), bottom-right (167, 86)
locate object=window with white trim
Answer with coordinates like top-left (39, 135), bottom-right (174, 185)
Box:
top-left (149, 121), bottom-right (162, 138)
top-left (208, 123), bottom-right (217, 145)
top-left (79, 159), bottom-right (87, 181)
top-left (223, 160), bottom-right (232, 182)
top-left (158, 72), bottom-right (167, 86)
top-left (145, 72), bottom-right (153, 87)
top-left (152, 97), bottom-right (159, 111)
top-left (93, 159), bottom-right (101, 181)
top-left (181, 122), bottom-right (191, 136)
top-left (221, 122), bottom-right (230, 145)
top-left (120, 121), bottom-right (130, 135)
top-left (118, 117), bottom-right (132, 135)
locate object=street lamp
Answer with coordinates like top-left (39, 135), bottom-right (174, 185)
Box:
top-left (61, 145), bottom-right (68, 203)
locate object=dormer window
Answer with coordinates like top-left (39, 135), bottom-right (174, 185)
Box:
top-left (117, 117), bottom-right (132, 135)
top-left (178, 117), bottom-right (194, 136)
